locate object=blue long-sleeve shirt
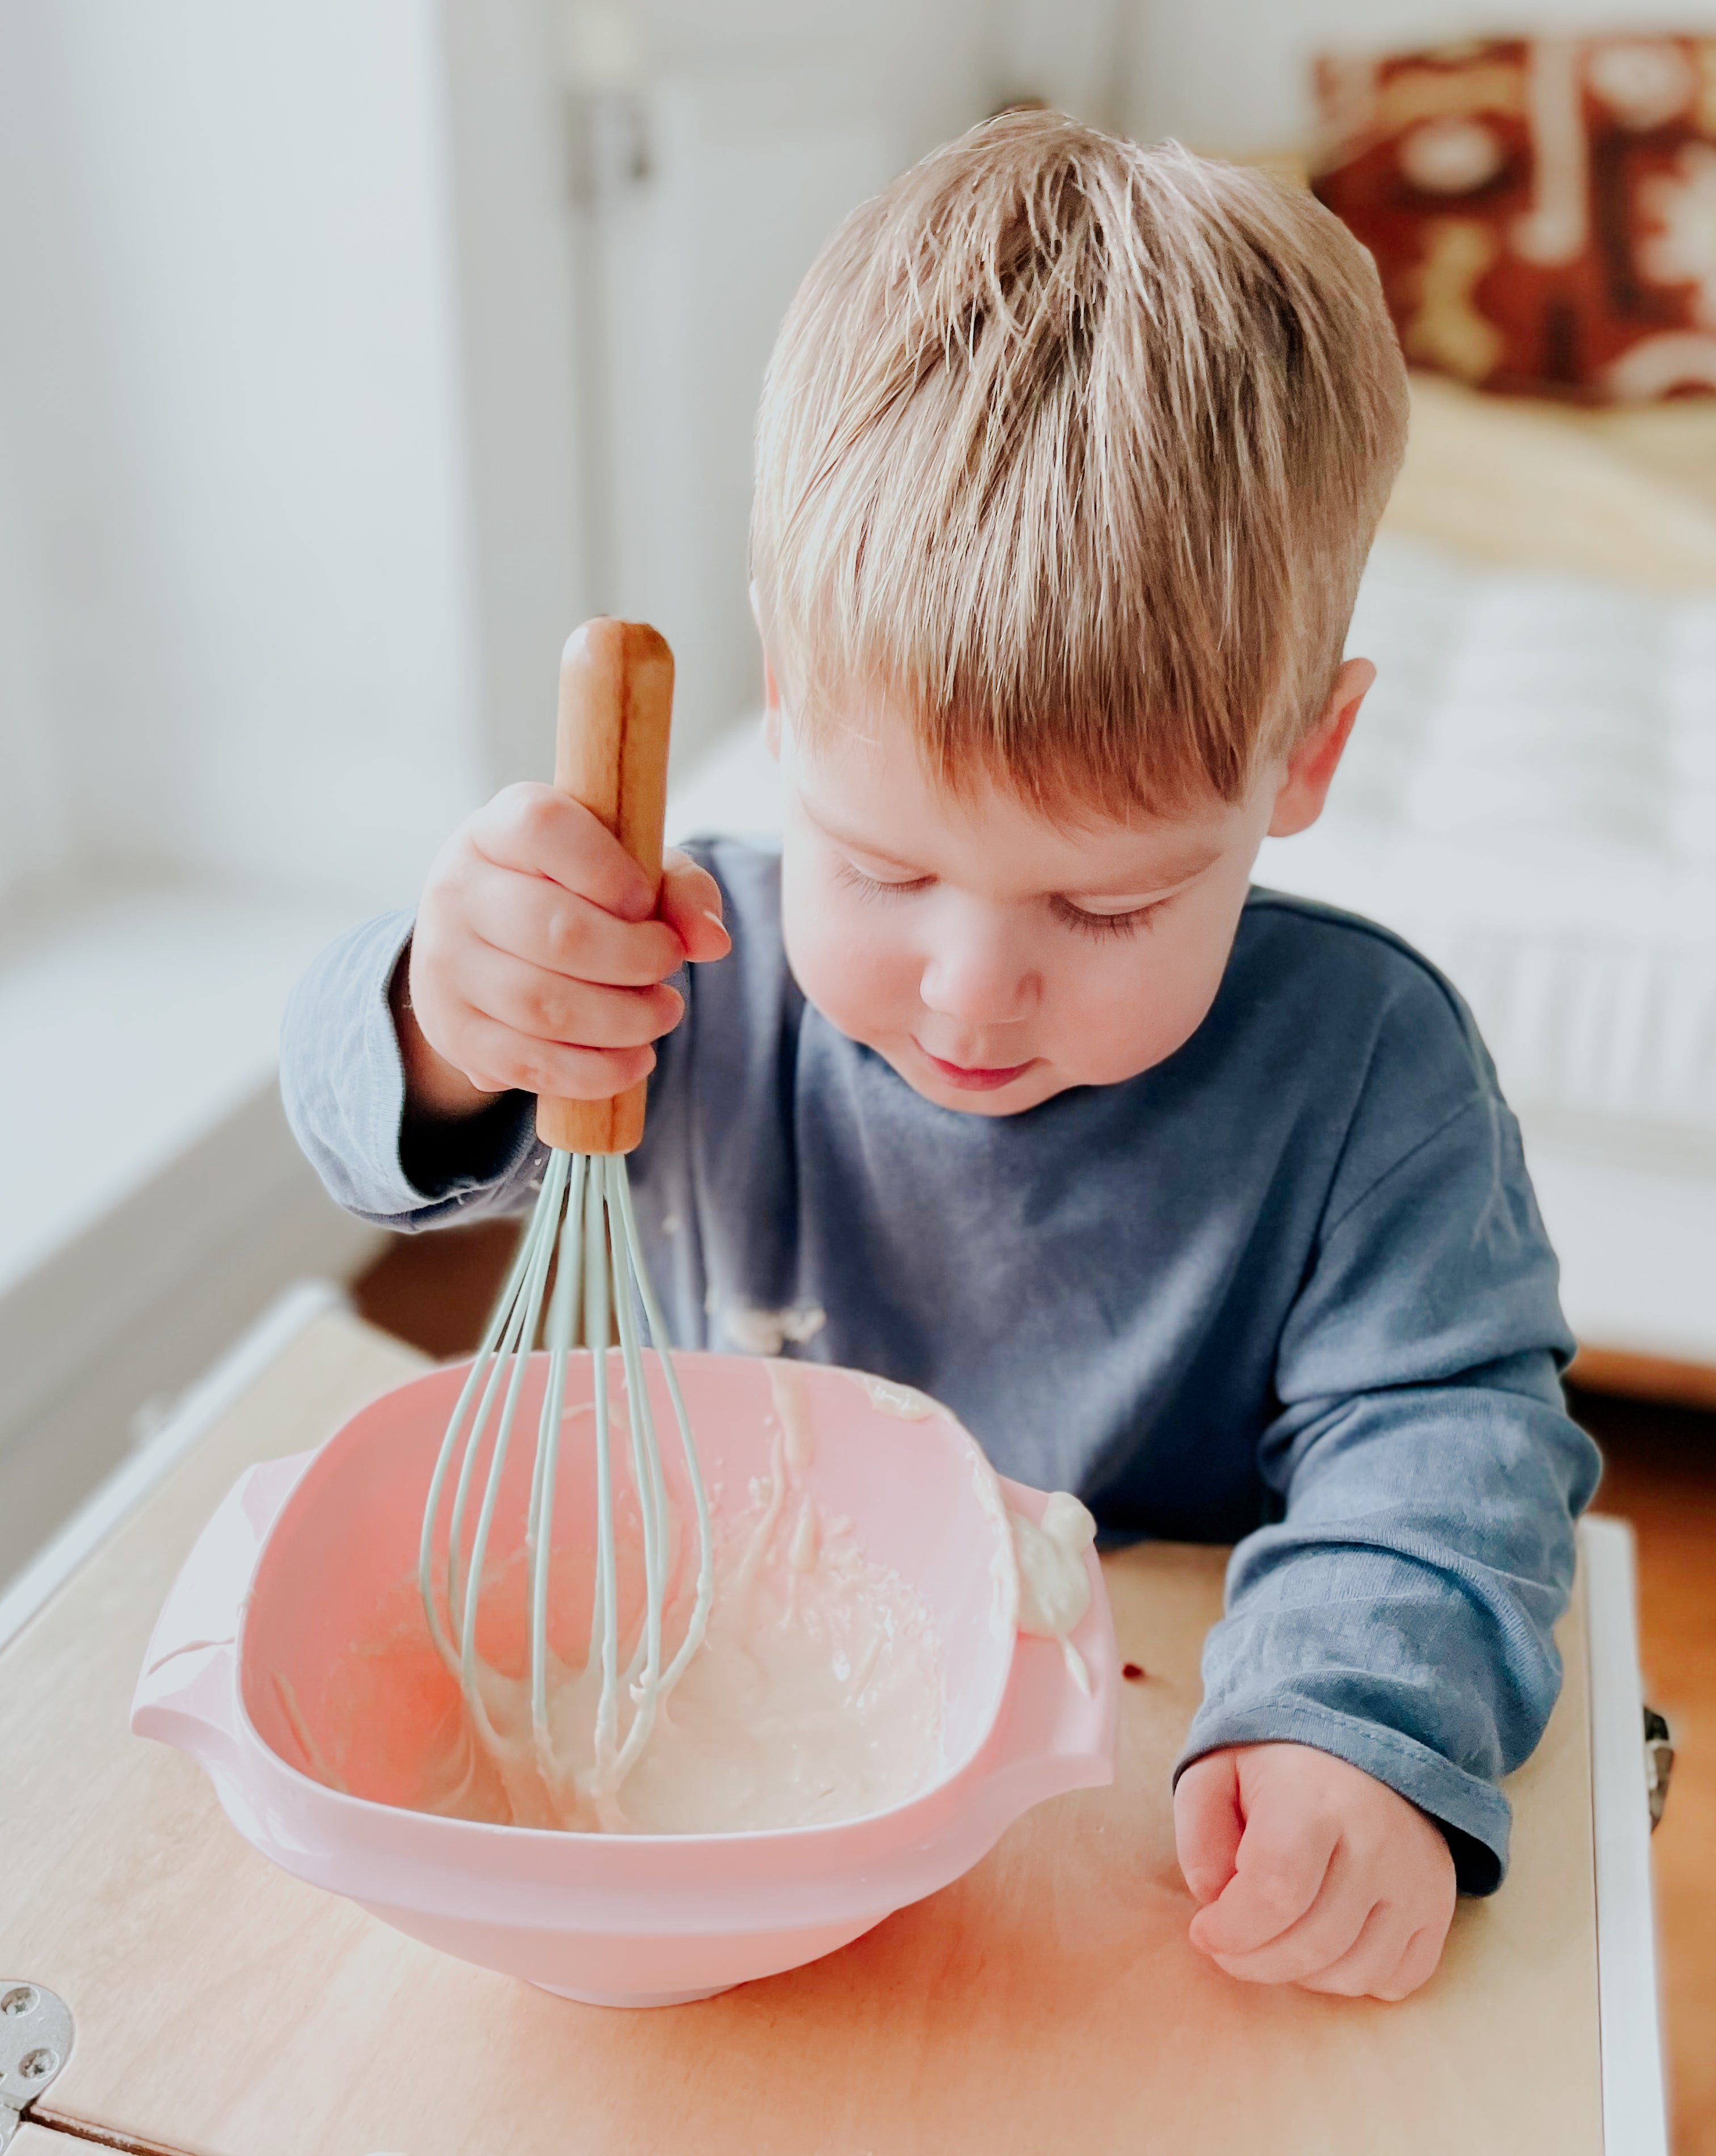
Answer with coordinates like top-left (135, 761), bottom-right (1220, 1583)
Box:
top-left (281, 838), bottom-right (1600, 1891)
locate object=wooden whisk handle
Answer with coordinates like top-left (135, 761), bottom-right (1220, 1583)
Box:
top-left (536, 619), bottom-right (674, 1157)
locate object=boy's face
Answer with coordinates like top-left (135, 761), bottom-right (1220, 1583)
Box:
top-left (768, 662), bottom-right (1369, 1118)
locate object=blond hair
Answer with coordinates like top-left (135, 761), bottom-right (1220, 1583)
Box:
top-left (750, 112), bottom-right (1408, 813)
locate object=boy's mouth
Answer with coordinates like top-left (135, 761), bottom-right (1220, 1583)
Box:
top-left (916, 1047), bottom-right (1040, 1093)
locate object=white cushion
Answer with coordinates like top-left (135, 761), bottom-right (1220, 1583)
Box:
top-left (1259, 536), bottom-right (1716, 1146)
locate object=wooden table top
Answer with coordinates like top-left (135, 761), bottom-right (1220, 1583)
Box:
top-left (0, 1309), bottom-right (1603, 2156)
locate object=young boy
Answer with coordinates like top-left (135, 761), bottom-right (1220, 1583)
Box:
top-left (284, 113), bottom-right (1599, 2004)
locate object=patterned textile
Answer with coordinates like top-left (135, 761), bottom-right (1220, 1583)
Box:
top-left (1312, 37), bottom-right (1716, 402)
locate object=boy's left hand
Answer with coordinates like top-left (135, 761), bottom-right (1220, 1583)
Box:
top-left (1174, 1742), bottom-right (1456, 2001)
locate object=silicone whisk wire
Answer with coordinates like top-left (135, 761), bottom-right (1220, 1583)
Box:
top-left (417, 1147), bottom-right (714, 1816)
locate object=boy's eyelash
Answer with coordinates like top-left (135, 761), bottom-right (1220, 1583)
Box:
top-left (834, 857), bottom-right (1167, 937)
top-left (835, 859), bottom-right (931, 900)
top-left (1050, 895), bottom-right (1165, 940)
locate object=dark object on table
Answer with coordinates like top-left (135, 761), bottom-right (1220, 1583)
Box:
top-left (1644, 1705), bottom-right (1675, 1829)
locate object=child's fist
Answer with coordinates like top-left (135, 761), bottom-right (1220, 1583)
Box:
top-left (1174, 1742), bottom-right (1456, 2001)
top-left (396, 783), bottom-right (730, 1118)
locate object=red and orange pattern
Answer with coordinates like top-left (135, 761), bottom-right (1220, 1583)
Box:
top-left (1313, 37), bottom-right (1716, 402)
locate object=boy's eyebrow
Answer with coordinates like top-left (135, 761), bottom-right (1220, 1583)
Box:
top-left (805, 801), bottom-right (1225, 894)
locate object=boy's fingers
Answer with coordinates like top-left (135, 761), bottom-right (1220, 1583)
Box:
top-left (1312, 1860), bottom-right (1453, 2002)
top-left (1372, 1922), bottom-right (1445, 2003)
top-left (1187, 1798), bottom-right (1339, 1959)
top-left (470, 785), bottom-right (657, 922)
top-left (442, 1007), bottom-right (656, 1101)
top-left (658, 852), bottom-right (730, 962)
top-left (448, 941), bottom-right (683, 1051)
top-left (1294, 1897), bottom-right (1409, 1998)
top-left (1174, 1753), bottom-right (1244, 1906)
top-left (463, 873), bottom-right (687, 987)
top-left (1201, 1847), bottom-right (1374, 1985)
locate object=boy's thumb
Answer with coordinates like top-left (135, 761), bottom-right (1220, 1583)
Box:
top-left (1174, 1750), bottom-right (1245, 1905)
top-left (658, 852), bottom-right (731, 962)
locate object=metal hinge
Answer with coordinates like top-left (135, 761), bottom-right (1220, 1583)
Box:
top-left (1644, 1706), bottom-right (1674, 1830)
top-left (0, 1982), bottom-right (72, 2152)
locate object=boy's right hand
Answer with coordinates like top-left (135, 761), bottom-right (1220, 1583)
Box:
top-left (393, 784), bottom-right (730, 1120)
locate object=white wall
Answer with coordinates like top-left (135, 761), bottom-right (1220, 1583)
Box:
top-left (0, 3), bottom-right (596, 1587)
top-left (1128, 0), bottom-right (1716, 153)
top-left (443, 0), bottom-right (593, 793)
top-left (0, 0), bottom-right (587, 916)
top-left (0, 6), bottom-right (139, 910)
top-left (0, 449), bottom-right (65, 910)
top-left (640, 0), bottom-right (992, 159)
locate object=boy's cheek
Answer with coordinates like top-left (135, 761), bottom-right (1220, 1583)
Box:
top-left (779, 868), bottom-right (910, 1046)
top-left (1054, 933), bottom-right (1232, 1085)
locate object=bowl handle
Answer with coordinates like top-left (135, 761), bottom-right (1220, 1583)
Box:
top-left (130, 1450), bottom-right (317, 1776)
top-left (977, 1476), bottom-right (1120, 1817)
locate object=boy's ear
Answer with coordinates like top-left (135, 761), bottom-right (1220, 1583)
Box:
top-left (751, 581), bottom-right (784, 760)
top-left (1267, 658), bottom-right (1373, 839)
top-left (761, 651), bottom-right (783, 760)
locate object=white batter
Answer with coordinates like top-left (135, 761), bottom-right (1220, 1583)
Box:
top-left (298, 1369), bottom-right (1096, 1835)
top-left (389, 1365), bottom-right (944, 1835)
top-left (1008, 1489), bottom-right (1099, 1692)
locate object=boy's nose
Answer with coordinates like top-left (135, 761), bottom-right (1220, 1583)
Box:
top-left (918, 913), bottom-right (1038, 1028)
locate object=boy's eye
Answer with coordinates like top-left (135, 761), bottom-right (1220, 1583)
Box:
top-left (1050, 894), bottom-right (1166, 940)
top-left (834, 858), bottom-right (932, 899)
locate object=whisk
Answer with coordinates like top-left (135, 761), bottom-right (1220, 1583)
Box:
top-left (418, 620), bottom-right (714, 1822)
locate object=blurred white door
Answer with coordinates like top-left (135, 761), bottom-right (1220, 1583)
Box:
top-left (575, 64), bottom-right (901, 765)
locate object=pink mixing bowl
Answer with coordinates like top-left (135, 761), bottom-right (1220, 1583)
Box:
top-left (132, 1351), bottom-right (1117, 2006)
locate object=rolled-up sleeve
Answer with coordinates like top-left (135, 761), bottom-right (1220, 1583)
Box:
top-left (1176, 1087), bottom-right (1601, 1893)
top-left (279, 909), bottom-right (541, 1229)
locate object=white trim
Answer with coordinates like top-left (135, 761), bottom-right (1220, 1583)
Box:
top-left (0, 1279), bottom-right (344, 1654)
top-left (1583, 1515), bottom-right (1669, 2156)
